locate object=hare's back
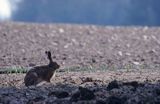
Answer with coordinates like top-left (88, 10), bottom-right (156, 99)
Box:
top-left (29, 65), bottom-right (51, 77)
top-left (29, 65), bottom-right (48, 73)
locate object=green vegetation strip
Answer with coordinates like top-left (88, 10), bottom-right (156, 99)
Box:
top-left (0, 64), bottom-right (158, 74)
top-left (0, 67), bottom-right (28, 74)
top-left (59, 64), bottom-right (116, 72)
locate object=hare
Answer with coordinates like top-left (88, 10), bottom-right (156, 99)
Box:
top-left (24, 51), bottom-right (60, 86)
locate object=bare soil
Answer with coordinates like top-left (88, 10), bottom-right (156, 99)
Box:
top-left (0, 22), bottom-right (160, 104)
top-left (0, 70), bottom-right (160, 104)
top-left (0, 22), bottom-right (160, 69)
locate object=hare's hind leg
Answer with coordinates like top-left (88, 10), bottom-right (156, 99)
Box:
top-left (24, 72), bottom-right (38, 87)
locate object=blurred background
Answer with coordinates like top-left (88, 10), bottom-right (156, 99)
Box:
top-left (0, 0), bottom-right (160, 26)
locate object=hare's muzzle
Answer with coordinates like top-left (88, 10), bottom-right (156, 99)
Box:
top-left (56, 63), bottom-right (60, 69)
top-left (53, 62), bottom-right (60, 69)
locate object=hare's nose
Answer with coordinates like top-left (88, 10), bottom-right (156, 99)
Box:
top-left (58, 64), bottom-right (60, 68)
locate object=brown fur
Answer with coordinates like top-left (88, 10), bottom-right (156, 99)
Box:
top-left (24, 51), bottom-right (60, 86)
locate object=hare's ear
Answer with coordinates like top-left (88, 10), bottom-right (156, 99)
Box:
top-left (48, 51), bottom-right (52, 58)
top-left (47, 51), bottom-right (53, 62)
top-left (48, 51), bottom-right (51, 55)
top-left (45, 51), bottom-right (48, 55)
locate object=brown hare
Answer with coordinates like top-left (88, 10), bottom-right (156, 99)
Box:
top-left (24, 51), bottom-right (60, 86)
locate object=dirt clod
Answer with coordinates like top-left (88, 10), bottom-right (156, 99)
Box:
top-left (107, 80), bottom-right (119, 91)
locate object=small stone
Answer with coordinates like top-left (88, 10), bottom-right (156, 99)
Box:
top-left (125, 52), bottom-right (131, 56)
top-left (70, 91), bottom-right (80, 102)
top-left (126, 44), bottom-right (130, 48)
top-left (106, 96), bottom-right (126, 104)
top-left (82, 77), bottom-right (93, 83)
top-left (38, 33), bottom-right (45, 37)
top-left (28, 96), bottom-right (45, 104)
top-left (132, 61), bottom-right (140, 65)
top-left (143, 26), bottom-right (148, 31)
top-left (22, 57), bottom-right (27, 60)
top-left (21, 49), bottom-right (26, 53)
top-left (62, 57), bottom-right (67, 60)
top-left (29, 63), bottom-right (36, 67)
top-left (118, 51), bottom-right (123, 56)
top-left (48, 91), bottom-right (69, 98)
top-left (70, 77), bottom-right (83, 85)
top-left (141, 58), bottom-right (145, 61)
top-left (96, 99), bottom-right (106, 104)
top-left (71, 38), bottom-right (78, 44)
top-left (3, 33), bottom-right (7, 36)
top-left (155, 88), bottom-right (160, 96)
top-left (91, 58), bottom-right (96, 63)
top-left (71, 87), bottom-right (95, 102)
top-left (78, 87), bottom-right (95, 100)
top-left (107, 80), bottom-right (119, 91)
top-left (123, 81), bottom-right (139, 88)
top-left (59, 28), bottom-right (64, 33)
top-left (64, 44), bottom-right (71, 48)
top-left (143, 35), bottom-right (148, 40)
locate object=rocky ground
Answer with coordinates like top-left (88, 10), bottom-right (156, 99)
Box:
top-left (0, 22), bottom-right (160, 104)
